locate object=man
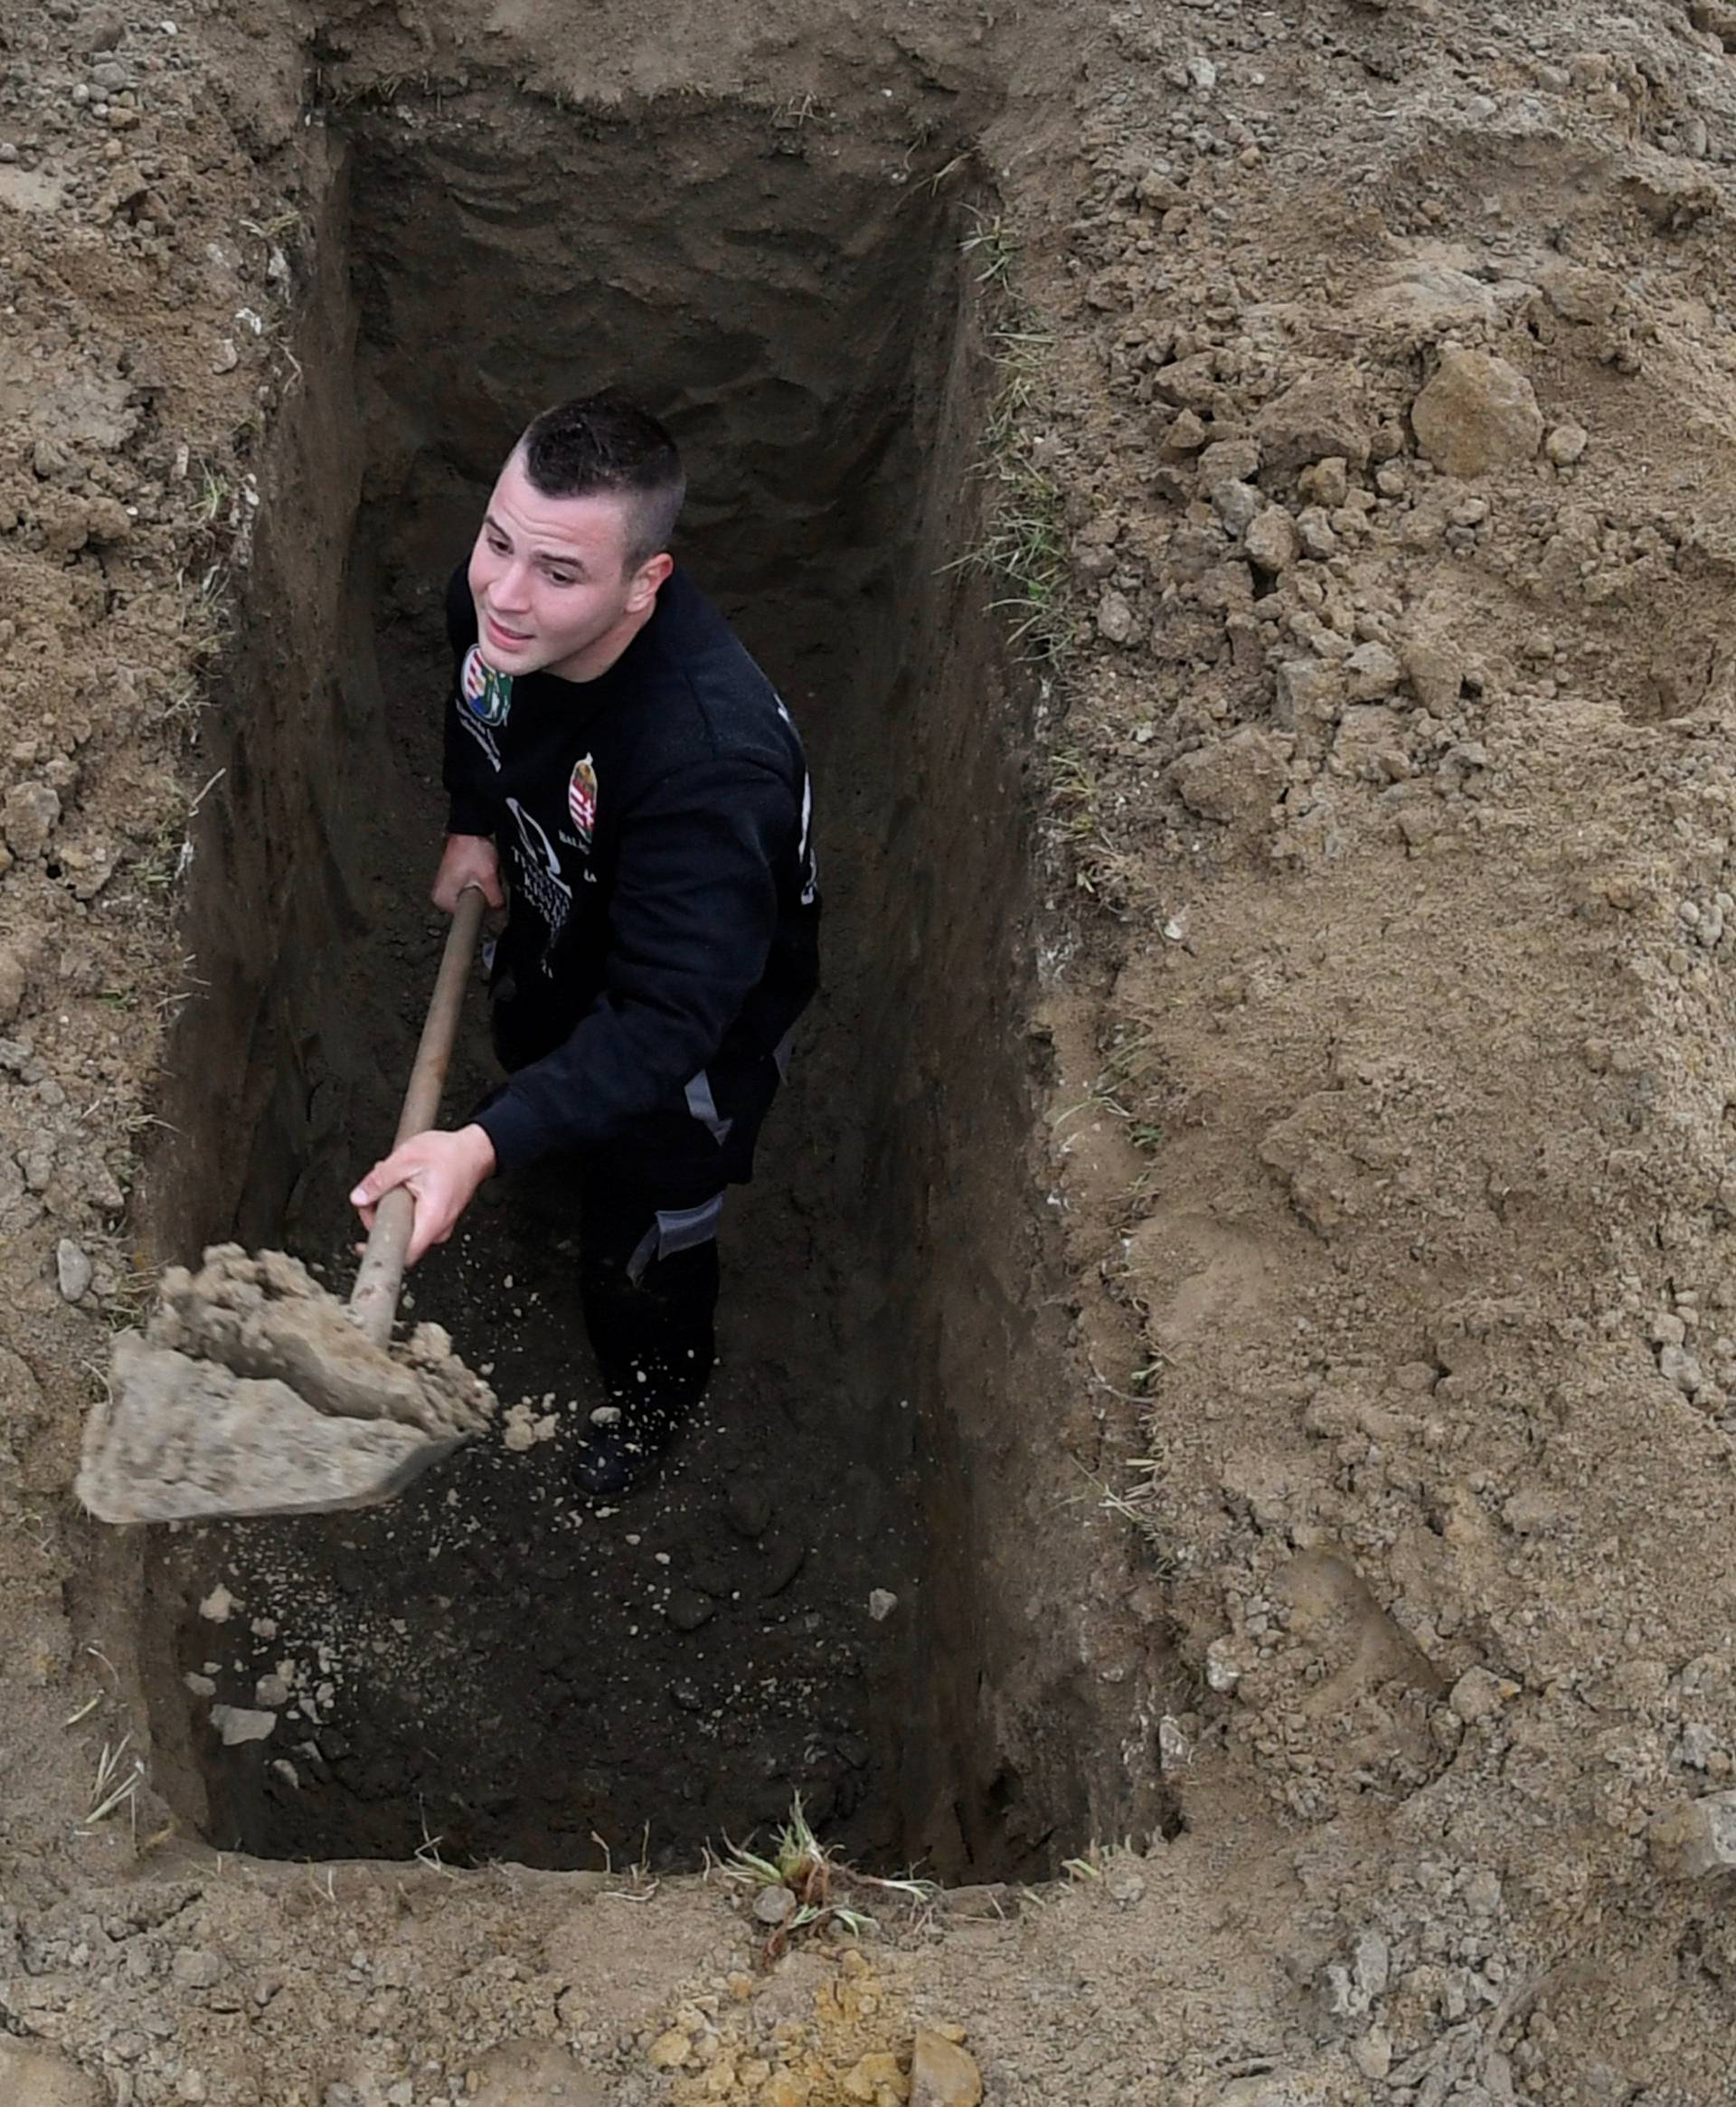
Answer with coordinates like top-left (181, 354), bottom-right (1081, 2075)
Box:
top-left (350, 392), bottom-right (819, 1497)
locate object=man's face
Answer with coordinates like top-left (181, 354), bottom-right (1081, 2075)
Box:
top-left (467, 449), bottom-right (667, 680)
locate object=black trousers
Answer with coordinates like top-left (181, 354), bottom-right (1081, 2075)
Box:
top-left (488, 967), bottom-right (778, 1418)
top-left (575, 1163), bottom-right (723, 1415)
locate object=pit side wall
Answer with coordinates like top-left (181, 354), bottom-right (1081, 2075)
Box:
top-left (875, 273), bottom-right (1165, 1873)
top-left (125, 133), bottom-right (369, 1824)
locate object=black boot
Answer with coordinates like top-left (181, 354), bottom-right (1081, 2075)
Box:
top-left (572, 1195), bottom-right (720, 1500)
top-left (571, 1391), bottom-right (696, 1499)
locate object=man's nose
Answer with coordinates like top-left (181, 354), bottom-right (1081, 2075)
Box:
top-left (491, 558), bottom-right (532, 610)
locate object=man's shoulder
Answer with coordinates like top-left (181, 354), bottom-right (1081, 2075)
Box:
top-left (643, 571), bottom-right (797, 756)
top-left (651, 569), bottom-right (762, 683)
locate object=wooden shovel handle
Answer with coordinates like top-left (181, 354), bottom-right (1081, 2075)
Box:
top-left (349, 886), bottom-right (487, 1346)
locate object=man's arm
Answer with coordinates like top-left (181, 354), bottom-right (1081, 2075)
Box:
top-left (475, 757), bottom-right (793, 1172)
top-left (352, 757), bottom-right (795, 1259)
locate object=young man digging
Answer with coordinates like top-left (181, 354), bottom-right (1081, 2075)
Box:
top-left (350, 392), bottom-right (820, 1497)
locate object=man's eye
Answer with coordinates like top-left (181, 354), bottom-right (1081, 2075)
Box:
top-left (546, 573), bottom-right (575, 588)
top-left (488, 536), bottom-right (509, 553)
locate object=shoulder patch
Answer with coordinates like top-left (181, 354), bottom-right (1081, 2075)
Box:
top-left (459, 644), bottom-right (514, 727)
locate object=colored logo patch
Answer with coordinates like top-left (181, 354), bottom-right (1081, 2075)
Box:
top-left (459, 643), bottom-right (514, 727)
top-left (568, 754), bottom-right (599, 850)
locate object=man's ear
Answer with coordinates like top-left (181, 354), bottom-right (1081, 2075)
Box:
top-left (627, 551), bottom-right (675, 614)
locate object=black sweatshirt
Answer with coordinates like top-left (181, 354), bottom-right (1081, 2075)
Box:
top-left (440, 562), bottom-right (819, 1175)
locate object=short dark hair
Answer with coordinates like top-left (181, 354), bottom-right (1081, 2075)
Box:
top-left (516, 392), bottom-right (684, 572)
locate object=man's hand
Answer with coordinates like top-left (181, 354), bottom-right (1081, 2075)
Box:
top-left (433, 833), bottom-right (505, 913)
top-left (350, 1123), bottom-right (497, 1266)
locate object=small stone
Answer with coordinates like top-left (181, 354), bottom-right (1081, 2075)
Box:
top-left (1411, 349), bottom-right (1544, 477)
top-left (665, 1589), bottom-right (715, 1632)
top-left (1107, 1865), bottom-right (1146, 1906)
top-left (183, 1672), bottom-right (216, 1696)
top-left (211, 339), bottom-right (239, 374)
top-left (1353, 1930), bottom-right (1390, 1998)
top-left (1274, 657), bottom-right (1344, 730)
top-left (501, 1404), bottom-right (540, 1451)
top-left (1294, 505), bottom-right (1336, 559)
top-left (209, 1705), bottom-right (276, 1746)
top-left (171, 1948), bottom-right (224, 1989)
top-left (1096, 589), bottom-right (1139, 646)
top-left (841, 2053), bottom-right (907, 2102)
top-left (1211, 479), bottom-right (1261, 536)
top-left (1204, 1638), bottom-right (1241, 1693)
top-left (1198, 437), bottom-right (1261, 488)
top-left (1256, 370), bottom-right (1371, 470)
top-left (647, 2029), bottom-right (693, 2072)
top-left (911, 2031), bottom-right (983, 2107)
top-left (760, 2076), bottom-right (810, 2107)
top-left (1650, 1791), bottom-right (1736, 1879)
top-left (1448, 1667), bottom-right (1509, 1723)
top-left (198, 1585), bottom-right (234, 1622)
top-left (1170, 727), bottom-right (1288, 826)
top-left (254, 1672), bottom-right (290, 1707)
top-left (1541, 260), bottom-right (1618, 325)
top-left (723, 1479), bottom-right (773, 1538)
top-left (4, 781), bottom-right (61, 859)
top-left (1244, 505), bottom-right (1297, 574)
top-left (752, 1885), bottom-right (795, 1926)
top-left (1164, 407), bottom-right (1209, 452)
top-left (1304, 456), bottom-right (1350, 508)
top-left (868, 1589), bottom-right (899, 1621)
top-left (1401, 631), bottom-right (1465, 712)
top-left (1344, 641), bottom-right (1403, 703)
top-left (1659, 1343), bottom-right (1703, 1394)
top-left (1546, 420), bottom-right (1589, 466)
top-left (56, 1239), bottom-right (92, 1302)
top-left (1351, 2027), bottom-right (1393, 2083)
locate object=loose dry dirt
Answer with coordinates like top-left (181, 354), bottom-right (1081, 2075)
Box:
top-left (11, 0), bottom-right (1736, 2102)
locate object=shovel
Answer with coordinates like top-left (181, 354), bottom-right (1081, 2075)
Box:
top-left (78, 888), bottom-right (497, 1525)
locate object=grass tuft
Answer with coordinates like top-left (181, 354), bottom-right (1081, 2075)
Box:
top-left (940, 203), bottom-right (1073, 667)
top-left (944, 327), bottom-right (1072, 666)
top-left (711, 1793), bottom-right (939, 1960)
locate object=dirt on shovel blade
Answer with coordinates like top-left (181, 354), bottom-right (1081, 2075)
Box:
top-left (77, 1245), bottom-right (495, 1524)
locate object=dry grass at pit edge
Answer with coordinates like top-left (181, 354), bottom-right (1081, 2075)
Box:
top-left (706, 1793), bottom-right (940, 1961)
